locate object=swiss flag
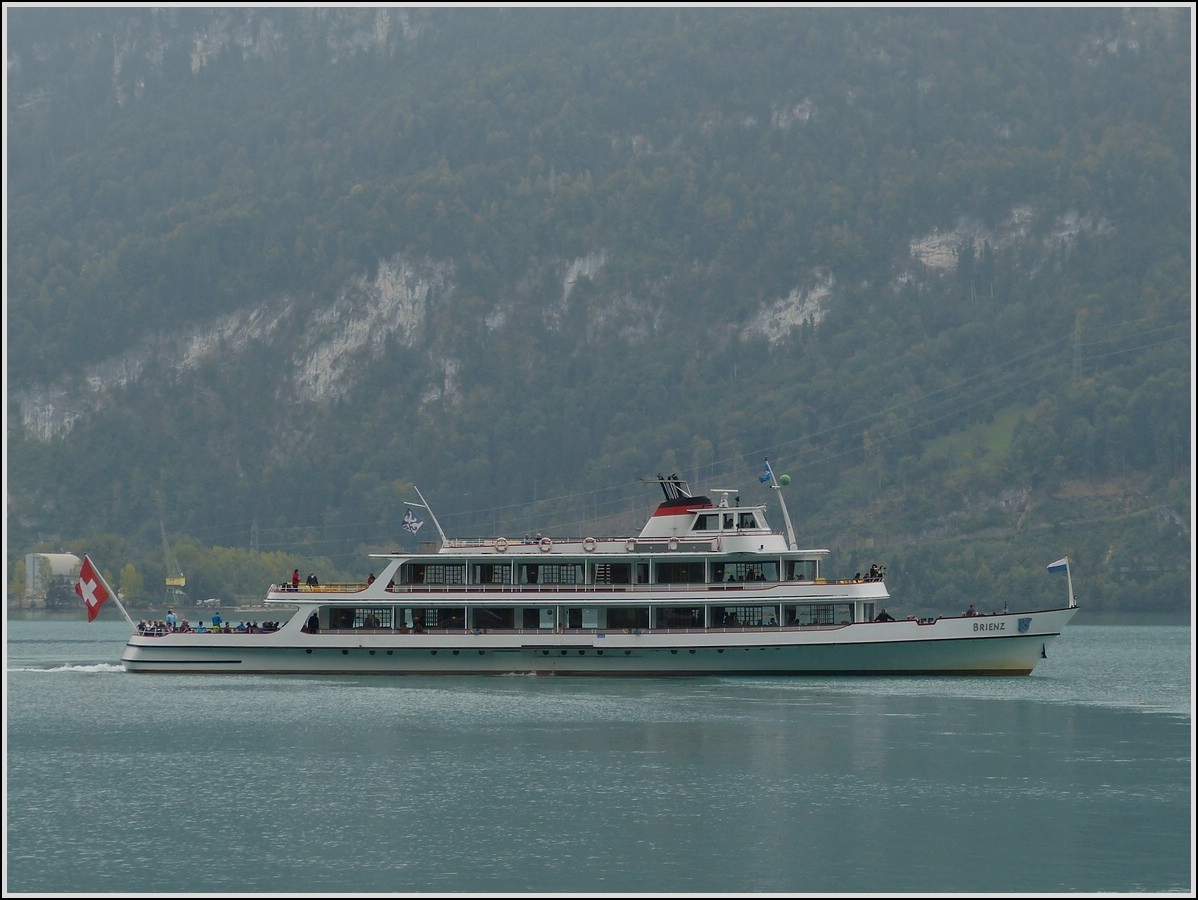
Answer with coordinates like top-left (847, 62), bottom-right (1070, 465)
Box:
top-left (75, 556), bottom-right (110, 622)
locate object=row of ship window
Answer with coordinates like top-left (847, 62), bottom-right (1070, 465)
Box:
top-left (305, 603), bottom-right (857, 632)
top-left (403, 560), bottom-right (819, 585)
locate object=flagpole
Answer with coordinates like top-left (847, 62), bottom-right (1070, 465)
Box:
top-left (1047, 556), bottom-right (1076, 608)
top-left (90, 558), bottom-right (137, 628)
top-left (763, 459), bottom-right (799, 551)
top-left (408, 486), bottom-right (449, 548)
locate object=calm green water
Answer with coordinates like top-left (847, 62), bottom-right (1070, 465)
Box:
top-left (4, 619), bottom-right (1192, 894)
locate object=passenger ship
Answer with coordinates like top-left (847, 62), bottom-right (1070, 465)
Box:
top-left (119, 465), bottom-right (1078, 675)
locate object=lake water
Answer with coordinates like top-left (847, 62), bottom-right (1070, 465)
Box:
top-left (4, 618), bottom-right (1193, 895)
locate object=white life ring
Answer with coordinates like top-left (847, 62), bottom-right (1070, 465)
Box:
top-left (667, 537), bottom-right (679, 552)
top-left (625, 539), bottom-right (637, 553)
top-left (494, 537), bottom-right (508, 553)
top-left (539, 536), bottom-right (553, 552)
top-left (583, 537), bottom-right (597, 552)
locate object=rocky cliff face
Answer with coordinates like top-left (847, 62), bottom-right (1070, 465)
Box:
top-left (7, 8), bottom-right (430, 111)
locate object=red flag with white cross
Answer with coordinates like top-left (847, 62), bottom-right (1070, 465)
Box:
top-left (75, 555), bottom-right (111, 622)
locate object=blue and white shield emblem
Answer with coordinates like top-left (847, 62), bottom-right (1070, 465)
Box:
top-left (1018, 617), bottom-right (1032, 633)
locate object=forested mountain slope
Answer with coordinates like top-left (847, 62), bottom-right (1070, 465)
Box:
top-left (6, 8), bottom-right (1191, 613)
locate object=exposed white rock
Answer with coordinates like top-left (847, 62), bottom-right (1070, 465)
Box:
top-left (14, 300), bottom-right (292, 441)
top-left (293, 256), bottom-right (452, 402)
top-left (746, 273), bottom-right (833, 344)
top-left (562, 251), bottom-right (607, 303)
top-left (15, 254), bottom-right (453, 438)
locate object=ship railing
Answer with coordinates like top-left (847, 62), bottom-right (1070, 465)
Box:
top-left (375, 582), bottom-right (844, 593)
top-left (272, 582), bottom-right (368, 593)
top-left (311, 622), bottom-right (845, 637)
top-left (271, 579), bottom-right (871, 596)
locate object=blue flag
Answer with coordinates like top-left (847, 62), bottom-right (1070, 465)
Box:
top-left (402, 509), bottom-right (424, 534)
top-left (1047, 557), bottom-right (1069, 573)
top-left (759, 461), bottom-right (773, 484)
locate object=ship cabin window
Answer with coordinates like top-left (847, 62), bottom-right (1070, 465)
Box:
top-left (474, 607), bottom-right (515, 630)
top-left (737, 512), bottom-right (759, 529)
top-left (693, 514), bottom-right (719, 532)
top-left (655, 607), bottom-right (702, 628)
top-left (786, 560), bottom-right (817, 581)
top-left (593, 563), bottom-right (632, 585)
top-left (723, 513), bottom-right (735, 530)
top-left (794, 603), bottom-right (854, 626)
top-left (721, 563), bottom-right (777, 582)
top-left (474, 563), bottom-right (513, 585)
top-left (714, 606), bottom-right (778, 627)
top-left (654, 561), bottom-right (703, 584)
top-left (566, 607), bottom-right (603, 629)
top-left (529, 562), bottom-right (583, 585)
top-left (354, 607), bottom-right (393, 629)
top-left (406, 563), bottom-right (465, 585)
top-left (404, 607), bottom-right (465, 631)
top-left (520, 608), bottom-right (557, 629)
top-left (606, 606), bottom-right (649, 630)
top-left (519, 562), bottom-right (582, 584)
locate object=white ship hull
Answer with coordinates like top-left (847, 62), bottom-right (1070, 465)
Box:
top-left (121, 607), bottom-right (1077, 676)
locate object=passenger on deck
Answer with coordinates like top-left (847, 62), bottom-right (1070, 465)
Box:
top-left (307, 572), bottom-right (319, 587)
top-left (367, 573), bottom-right (375, 585)
top-left (965, 604), bottom-right (979, 617)
top-left (292, 569), bottom-right (301, 590)
top-left (874, 608), bottom-right (896, 622)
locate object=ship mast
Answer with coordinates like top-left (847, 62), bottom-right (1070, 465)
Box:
top-left (407, 486), bottom-right (449, 548)
top-left (762, 459), bottom-right (798, 550)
